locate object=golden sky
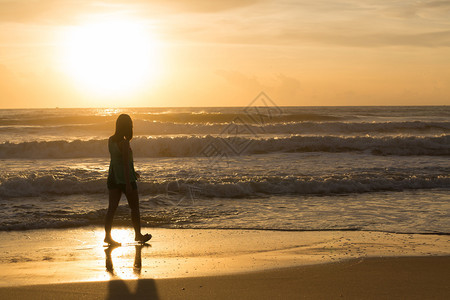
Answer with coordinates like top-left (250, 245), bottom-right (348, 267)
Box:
top-left (0, 0), bottom-right (449, 108)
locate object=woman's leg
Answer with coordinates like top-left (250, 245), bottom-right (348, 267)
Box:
top-left (105, 188), bottom-right (122, 243)
top-left (124, 188), bottom-right (142, 239)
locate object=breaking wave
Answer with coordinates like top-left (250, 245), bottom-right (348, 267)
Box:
top-left (0, 134), bottom-right (448, 158)
top-left (1, 172), bottom-right (448, 198)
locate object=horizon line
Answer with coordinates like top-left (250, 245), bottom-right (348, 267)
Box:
top-left (1, 104), bottom-right (448, 110)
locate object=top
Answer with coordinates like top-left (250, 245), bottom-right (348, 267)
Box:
top-left (108, 137), bottom-right (137, 184)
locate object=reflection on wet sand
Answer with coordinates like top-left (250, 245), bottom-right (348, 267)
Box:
top-left (104, 243), bottom-right (150, 277)
top-left (133, 245), bottom-right (143, 276)
top-left (105, 244), bottom-right (159, 299)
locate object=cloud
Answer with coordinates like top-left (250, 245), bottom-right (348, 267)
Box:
top-left (0, 0), bottom-right (264, 24)
top-left (215, 69), bottom-right (262, 92)
top-left (379, 0), bottom-right (450, 19)
top-left (151, 0), bottom-right (450, 48)
top-left (0, 0), bottom-right (92, 24)
top-left (418, 0), bottom-right (450, 9)
top-left (2, 1), bottom-right (449, 48)
top-left (150, 0), bottom-right (264, 13)
top-left (274, 74), bottom-right (301, 98)
top-left (176, 27), bottom-right (450, 48)
top-left (215, 70), bottom-right (301, 103)
top-left (278, 29), bottom-right (450, 48)
top-left (0, 63), bottom-right (25, 105)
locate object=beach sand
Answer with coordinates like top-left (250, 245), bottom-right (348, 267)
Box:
top-left (0, 227), bottom-right (449, 299)
top-left (1, 256), bottom-right (449, 299)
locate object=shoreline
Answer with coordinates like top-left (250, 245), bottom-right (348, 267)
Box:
top-left (1, 256), bottom-right (449, 299)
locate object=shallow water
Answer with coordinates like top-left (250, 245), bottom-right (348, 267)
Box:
top-left (0, 106), bottom-right (449, 233)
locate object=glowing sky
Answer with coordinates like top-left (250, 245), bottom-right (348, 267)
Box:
top-left (0, 0), bottom-right (449, 108)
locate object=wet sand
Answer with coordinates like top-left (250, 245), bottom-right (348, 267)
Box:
top-left (0, 227), bottom-right (449, 298)
top-left (1, 256), bottom-right (449, 299)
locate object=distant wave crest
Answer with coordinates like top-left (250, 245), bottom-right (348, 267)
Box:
top-left (0, 134), bottom-right (448, 158)
top-left (1, 120), bottom-right (448, 137)
top-left (0, 111), bottom-right (347, 126)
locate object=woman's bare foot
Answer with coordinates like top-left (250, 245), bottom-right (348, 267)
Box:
top-left (104, 237), bottom-right (121, 246)
top-left (135, 233), bottom-right (152, 243)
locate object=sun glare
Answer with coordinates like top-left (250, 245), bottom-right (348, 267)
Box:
top-left (61, 19), bottom-right (160, 97)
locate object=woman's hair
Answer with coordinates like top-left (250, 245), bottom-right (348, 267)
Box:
top-left (113, 114), bottom-right (133, 141)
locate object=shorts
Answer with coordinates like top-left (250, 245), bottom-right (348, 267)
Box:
top-left (107, 174), bottom-right (137, 193)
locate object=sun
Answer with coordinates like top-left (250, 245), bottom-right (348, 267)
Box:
top-left (61, 19), bottom-right (160, 97)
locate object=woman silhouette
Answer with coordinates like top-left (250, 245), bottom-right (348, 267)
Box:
top-left (104, 114), bottom-right (151, 245)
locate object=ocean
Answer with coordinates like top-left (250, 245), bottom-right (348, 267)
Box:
top-left (0, 106), bottom-right (449, 234)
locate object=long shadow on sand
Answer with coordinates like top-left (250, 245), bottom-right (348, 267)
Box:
top-left (106, 279), bottom-right (159, 300)
top-left (105, 244), bottom-right (159, 299)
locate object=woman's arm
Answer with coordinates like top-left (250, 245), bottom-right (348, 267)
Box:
top-left (120, 139), bottom-right (131, 192)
